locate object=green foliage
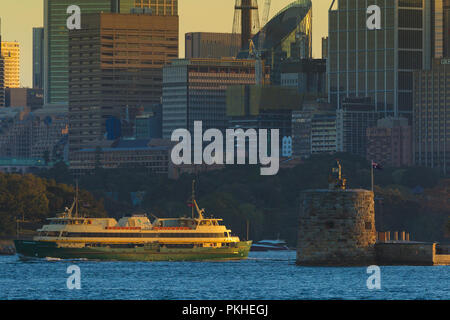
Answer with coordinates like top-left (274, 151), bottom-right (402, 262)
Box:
top-left (0, 173), bottom-right (107, 237)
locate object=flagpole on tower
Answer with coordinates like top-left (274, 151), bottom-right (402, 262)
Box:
top-left (371, 160), bottom-right (374, 192)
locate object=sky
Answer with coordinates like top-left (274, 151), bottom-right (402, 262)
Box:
top-left (0, 0), bottom-right (330, 88)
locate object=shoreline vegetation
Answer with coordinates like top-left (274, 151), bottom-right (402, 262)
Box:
top-left (0, 153), bottom-right (449, 246)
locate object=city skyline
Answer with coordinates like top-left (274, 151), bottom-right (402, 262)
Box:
top-left (0, 0), bottom-right (330, 88)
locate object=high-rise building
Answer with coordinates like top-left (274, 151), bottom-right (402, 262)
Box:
top-left (0, 106), bottom-right (68, 160)
top-left (292, 100), bottom-right (335, 158)
top-left (33, 27), bottom-right (44, 89)
top-left (280, 59), bottom-right (327, 96)
top-left (445, 0), bottom-right (450, 57)
top-left (69, 139), bottom-right (173, 176)
top-left (185, 33), bottom-right (241, 59)
top-left (367, 117), bottom-right (412, 168)
top-left (162, 58), bottom-right (261, 138)
top-left (135, 104), bottom-right (163, 139)
top-left (244, 0), bottom-right (313, 85)
top-left (226, 85), bottom-right (303, 141)
top-left (413, 58), bottom-right (450, 174)
top-left (336, 97), bottom-right (384, 158)
top-left (112, 0), bottom-right (179, 14)
top-left (1, 42), bottom-right (20, 88)
top-left (311, 113), bottom-right (337, 155)
top-left (0, 57), bottom-right (4, 107)
top-left (5, 88), bottom-right (44, 111)
top-left (432, 0), bottom-right (450, 58)
top-left (328, 0), bottom-right (435, 118)
top-left (134, 0), bottom-right (178, 15)
top-left (0, 19), bottom-right (4, 107)
top-left (68, 12), bottom-right (178, 153)
top-left (44, 0), bottom-right (114, 106)
top-left (44, 0), bottom-right (178, 106)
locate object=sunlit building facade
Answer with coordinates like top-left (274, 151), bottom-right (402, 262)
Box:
top-left (1, 42), bottom-right (20, 88)
top-left (432, 0), bottom-right (450, 58)
top-left (0, 57), bottom-right (4, 107)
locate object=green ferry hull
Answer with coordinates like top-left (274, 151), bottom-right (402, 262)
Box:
top-left (14, 240), bottom-right (252, 262)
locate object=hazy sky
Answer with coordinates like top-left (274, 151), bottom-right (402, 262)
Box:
top-left (0, 0), bottom-right (330, 88)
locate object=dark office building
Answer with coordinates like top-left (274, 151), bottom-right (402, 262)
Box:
top-left (337, 97), bottom-right (384, 158)
top-left (227, 85), bottom-right (303, 142)
top-left (328, 0), bottom-right (436, 118)
top-left (68, 12), bottom-right (178, 153)
top-left (5, 88), bottom-right (44, 111)
top-left (162, 58), bottom-right (262, 138)
top-left (413, 58), bottom-right (450, 174)
top-left (135, 104), bottom-right (163, 139)
top-left (280, 59), bottom-right (327, 96)
top-left (33, 27), bottom-right (44, 89)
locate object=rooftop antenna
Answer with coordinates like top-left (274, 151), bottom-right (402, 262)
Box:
top-left (191, 180), bottom-right (205, 220)
top-left (75, 179), bottom-right (79, 218)
top-left (191, 180), bottom-right (195, 219)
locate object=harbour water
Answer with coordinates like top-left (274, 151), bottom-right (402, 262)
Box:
top-left (0, 251), bottom-right (448, 300)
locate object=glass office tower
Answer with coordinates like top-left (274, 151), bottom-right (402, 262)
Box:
top-left (33, 27), bottom-right (44, 89)
top-left (44, 0), bottom-right (113, 105)
top-left (328, 0), bottom-right (434, 119)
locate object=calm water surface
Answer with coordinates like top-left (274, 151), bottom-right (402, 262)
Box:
top-left (0, 251), bottom-right (448, 300)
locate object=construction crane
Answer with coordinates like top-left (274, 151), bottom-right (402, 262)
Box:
top-left (260, 0), bottom-right (271, 28)
top-left (251, 0), bottom-right (271, 85)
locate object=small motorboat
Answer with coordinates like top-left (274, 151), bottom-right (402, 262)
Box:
top-left (251, 239), bottom-right (290, 251)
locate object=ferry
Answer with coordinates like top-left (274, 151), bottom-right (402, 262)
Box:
top-left (14, 182), bottom-right (252, 261)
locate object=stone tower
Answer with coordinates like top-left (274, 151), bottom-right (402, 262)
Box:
top-left (296, 161), bottom-right (376, 266)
